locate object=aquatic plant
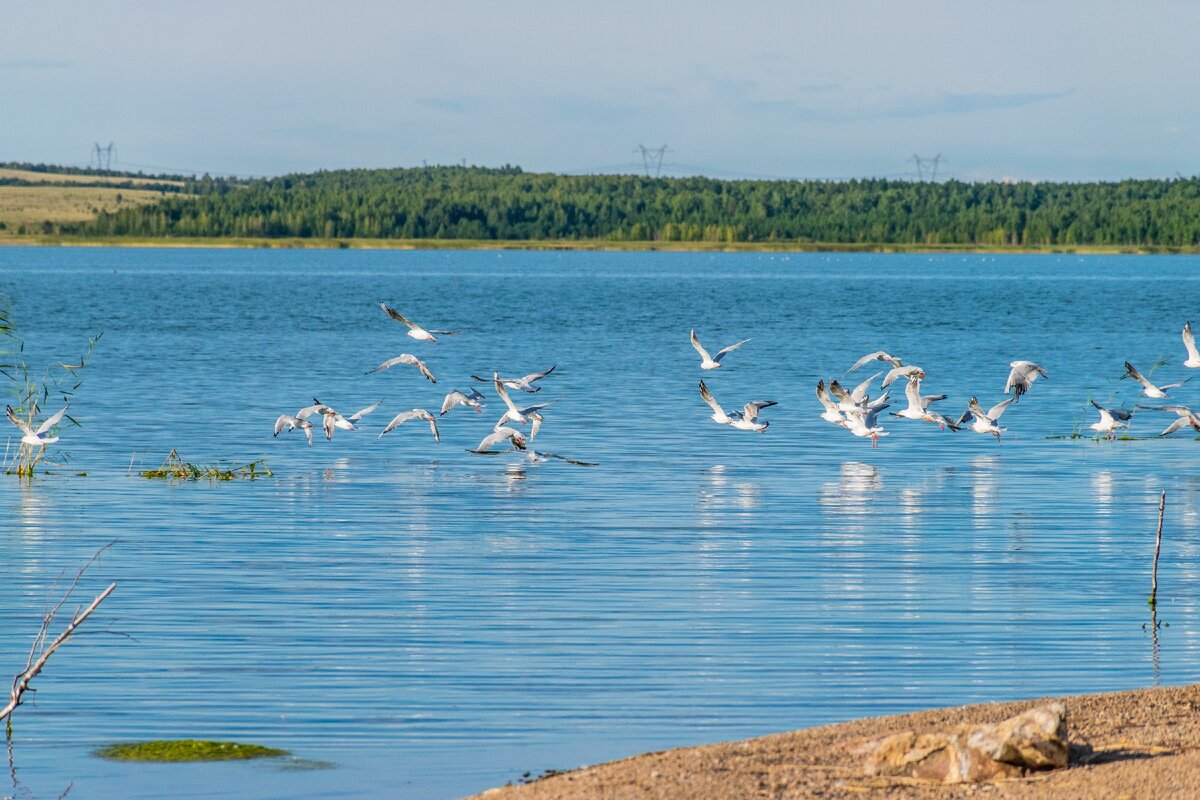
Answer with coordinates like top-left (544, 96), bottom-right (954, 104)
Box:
top-left (139, 449), bottom-right (272, 481)
top-left (0, 294), bottom-right (101, 477)
top-left (94, 740), bottom-right (288, 762)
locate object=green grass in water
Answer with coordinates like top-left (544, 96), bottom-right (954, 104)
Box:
top-left (95, 739), bottom-right (289, 762)
top-left (139, 449), bottom-right (271, 481)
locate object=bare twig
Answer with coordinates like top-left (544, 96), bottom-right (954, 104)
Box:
top-left (2, 545), bottom-right (117, 723)
top-left (1150, 490), bottom-right (1165, 607)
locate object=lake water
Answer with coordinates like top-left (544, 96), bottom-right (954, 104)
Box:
top-left (1, 246), bottom-right (1199, 798)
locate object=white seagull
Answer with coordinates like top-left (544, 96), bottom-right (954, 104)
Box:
top-left (957, 397), bottom-right (1013, 442)
top-left (842, 404), bottom-right (890, 447)
top-left (273, 414), bottom-right (313, 446)
top-left (1125, 361), bottom-right (1187, 399)
top-left (1088, 401), bottom-right (1133, 440)
top-left (690, 329), bottom-right (751, 370)
top-left (890, 375), bottom-right (957, 430)
top-left (698, 380), bottom-right (776, 432)
top-left (847, 351), bottom-right (903, 374)
top-left (367, 353), bottom-right (437, 383)
top-left (881, 364), bottom-right (925, 388)
top-left (1005, 360), bottom-right (1048, 401)
top-left (1140, 404), bottom-right (1200, 437)
top-left (379, 408), bottom-right (440, 442)
top-left (471, 366), bottom-right (556, 393)
top-left (492, 372), bottom-right (553, 426)
top-left (309, 399), bottom-right (382, 441)
top-left (1183, 322), bottom-right (1200, 368)
top-left (440, 389), bottom-right (486, 416)
top-left (815, 380), bottom-right (845, 425)
top-left (379, 302), bottom-right (464, 343)
top-left (828, 374), bottom-right (888, 415)
top-left (6, 404), bottom-right (68, 447)
top-left (471, 426), bottom-right (528, 453)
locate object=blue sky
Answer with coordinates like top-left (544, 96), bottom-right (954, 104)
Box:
top-left (3, 1), bottom-right (1197, 181)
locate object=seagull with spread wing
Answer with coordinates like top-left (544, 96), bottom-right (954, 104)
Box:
top-left (1138, 404), bottom-right (1200, 437)
top-left (815, 380), bottom-right (845, 425)
top-left (1125, 361), bottom-right (1188, 399)
top-left (6, 404), bottom-right (68, 448)
top-left (957, 397), bottom-right (1013, 443)
top-left (470, 426), bottom-right (528, 453)
top-left (690, 329), bottom-right (751, 370)
top-left (440, 389), bottom-right (486, 416)
top-left (273, 414), bottom-right (313, 446)
top-left (1005, 360), bottom-right (1048, 401)
top-left (890, 375), bottom-right (958, 431)
top-left (699, 380), bottom-right (776, 432)
top-left (309, 399), bottom-right (382, 441)
top-left (379, 301), bottom-right (464, 343)
top-left (492, 372), bottom-right (553, 427)
top-left (1088, 401), bottom-right (1134, 440)
top-left (1183, 322), bottom-right (1200, 368)
top-left (471, 366), bottom-right (556, 393)
top-left (847, 351), bottom-right (904, 374)
top-left (379, 408), bottom-right (440, 442)
top-left (367, 353), bottom-right (437, 383)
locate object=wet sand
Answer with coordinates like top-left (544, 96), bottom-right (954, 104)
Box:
top-left (467, 683), bottom-right (1200, 799)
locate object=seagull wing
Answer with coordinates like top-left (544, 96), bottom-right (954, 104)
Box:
top-left (1185, 322), bottom-right (1200, 363)
top-left (848, 351), bottom-right (898, 374)
top-left (428, 329), bottom-right (466, 335)
top-left (1125, 361), bottom-right (1156, 391)
top-left (988, 397), bottom-right (1015, 420)
top-left (379, 409), bottom-right (420, 436)
top-left (851, 372), bottom-right (881, 402)
top-left (816, 380), bottom-right (839, 412)
top-left (493, 371), bottom-right (521, 414)
top-left (422, 412), bottom-right (440, 442)
top-left (35, 405), bottom-right (69, 435)
top-left (348, 400), bottom-right (383, 422)
top-left (413, 357), bottom-right (437, 383)
top-left (698, 380), bottom-right (725, 416)
top-left (904, 377), bottom-right (922, 409)
top-left (828, 380), bottom-right (854, 404)
top-left (367, 355), bottom-right (408, 374)
top-left (379, 301), bottom-right (417, 330)
top-left (1161, 416), bottom-right (1193, 436)
top-left (689, 329), bottom-right (713, 363)
top-left (323, 413), bottom-right (335, 441)
top-left (6, 405), bottom-right (35, 437)
top-left (274, 414), bottom-right (297, 436)
top-left (441, 390), bottom-right (467, 415)
top-left (520, 365), bottom-right (556, 383)
top-left (713, 338), bottom-right (751, 363)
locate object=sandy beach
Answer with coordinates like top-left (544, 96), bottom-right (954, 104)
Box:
top-left (468, 683), bottom-right (1200, 799)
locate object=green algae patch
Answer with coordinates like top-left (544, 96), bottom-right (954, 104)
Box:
top-left (95, 740), bottom-right (289, 763)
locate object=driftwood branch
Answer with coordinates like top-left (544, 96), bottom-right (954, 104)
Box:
top-left (1150, 490), bottom-right (1165, 607)
top-left (2, 545), bottom-right (117, 723)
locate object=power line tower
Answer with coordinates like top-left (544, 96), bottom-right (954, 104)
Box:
top-left (634, 144), bottom-right (670, 177)
top-left (910, 153), bottom-right (942, 182)
top-left (91, 142), bottom-right (116, 171)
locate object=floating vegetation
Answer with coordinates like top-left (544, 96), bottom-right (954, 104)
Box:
top-left (95, 739), bottom-right (288, 763)
top-left (140, 449), bottom-right (272, 481)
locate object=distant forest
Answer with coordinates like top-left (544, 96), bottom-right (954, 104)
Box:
top-left (73, 165), bottom-right (1200, 247)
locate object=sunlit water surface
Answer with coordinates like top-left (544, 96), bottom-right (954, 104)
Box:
top-left (1, 247), bottom-right (1199, 798)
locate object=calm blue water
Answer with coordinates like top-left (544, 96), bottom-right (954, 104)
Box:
top-left (1, 247), bottom-right (1199, 798)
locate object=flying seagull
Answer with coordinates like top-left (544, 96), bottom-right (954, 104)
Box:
top-left (1125, 361), bottom-right (1188, 399)
top-left (1139, 404), bottom-right (1200, 437)
top-left (309, 399), bottom-right (382, 441)
top-left (842, 403), bottom-right (890, 447)
top-left (379, 408), bottom-right (440, 442)
top-left (471, 366), bottom-right (556, 393)
top-left (957, 396), bottom-right (1013, 443)
top-left (470, 426), bottom-right (528, 453)
top-left (6, 404), bottom-right (68, 447)
top-left (699, 380), bottom-right (776, 432)
top-left (440, 389), bottom-right (486, 416)
top-left (847, 351), bottom-right (904, 374)
top-left (890, 375), bottom-right (957, 430)
top-left (379, 301), bottom-right (464, 342)
top-left (690, 329), bottom-right (751, 370)
top-left (1005, 361), bottom-right (1048, 401)
top-left (493, 372), bottom-right (553, 426)
top-left (1183, 322), bottom-right (1200, 368)
top-left (367, 353), bottom-right (437, 383)
top-left (815, 380), bottom-right (845, 425)
top-left (273, 414), bottom-right (313, 446)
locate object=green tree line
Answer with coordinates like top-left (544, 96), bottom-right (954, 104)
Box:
top-left (72, 165), bottom-right (1200, 246)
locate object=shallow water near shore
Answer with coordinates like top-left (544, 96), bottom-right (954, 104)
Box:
top-left (1, 247), bottom-right (1199, 799)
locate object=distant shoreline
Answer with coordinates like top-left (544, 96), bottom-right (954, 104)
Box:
top-left (0, 236), bottom-right (1193, 255)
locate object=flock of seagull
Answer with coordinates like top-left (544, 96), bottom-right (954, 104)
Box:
top-left (692, 321), bottom-right (1200, 446)
top-left (8, 308), bottom-right (1200, 464)
top-left (271, 302), bottom-right (593, 465)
